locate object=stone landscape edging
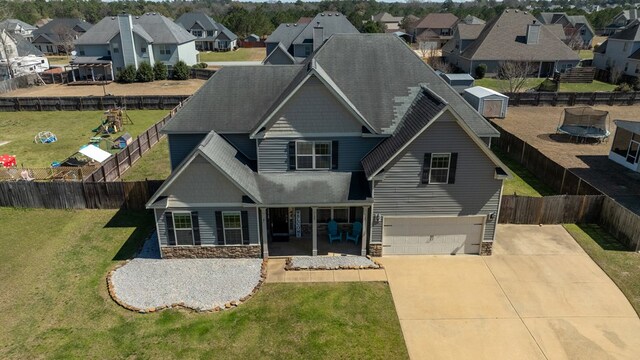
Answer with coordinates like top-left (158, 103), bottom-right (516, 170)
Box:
top-left (284, 255), bottom-right (383, 271)
top-left (106, 259), bottom-right (267, 313)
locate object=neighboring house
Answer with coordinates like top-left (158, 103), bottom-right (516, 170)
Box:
top-left (34, 18), bottom-right (52, 28)
top-left (74, 13), bottom-right (197, 81)
top-left (461, 15), bottom-right (485, 25)
top-left (174, 12), bottom-right (237, 52)
top-left (409, 13), bottom-right (459, 47)
top-left (0, 30), bottom-right (49, 80)
top-left (443, 9), bottom-right (580, 76)
top-left (147, 34), bottom-right (509, 260)
top-left (32, 18), bottom-right (92, 54)
top-left (264, 12), bottom-right (359, 63)
top-left (604, 9), bottom-right (640, 35)
top-left (536, 12), bottom-right (595, 48)
top-left (370, 12), bottom-right (403, 32)
top-left (609, 120), bottom-right (640, 173)
top-left (593, 23), bottom-right (640, 81)
top-left (0, 19), bottom-right (37, 42)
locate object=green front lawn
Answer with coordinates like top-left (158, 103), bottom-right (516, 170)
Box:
top-left (0, 110), bottom-right (167, 167)
top-left (46, 56), bottom-right (71, 65)
top-left (492, 147), bottom-right (555, 197)
top-left (121, 137), bottom-right (171, 180)
top-left (578, 50), bottom-right (594, 60)
top-left (474, 78), bottom-right (543, 92)
top-left (558, 80), bottom-right (617, 92)
top-left (564, 224), bottom-right (640, 315)
top-left (199, 48), bottom-right (265, 62)
top-left (0, 208), bottom-right (408, 359)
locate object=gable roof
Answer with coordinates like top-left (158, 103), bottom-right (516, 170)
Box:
top-left (415, 13), bottom-right (459, 30)
top-left (373, 13), bottom-right (403, 23)
top-left (546, 24), bottom-right (566, 40)
top-left (462, 15), bottom-right (485, 25)
top-left (76, 14), bottom-right (195, 46)
top-left (33, 18), bottom-right (92, 42)
top-left (175, 12), bottom-right (219, 32)
top-left (610, 22), bottom-right (640, 41)
top-left (537, 13), bottom-right (594, 35)
top-left (460, 10), bottom-right (580, 62)
top-left (262, 42), bottom-right (296, 65)
top-left (291, 12), bottom-right (359, 45)
top-left (265, 23), bottom-right (305, 48)
top-left (0, 19), bottom-right (37, 32)
top-left (457, 23), bottom-right (486, 40)
top-left (4, 33), bottom-right (44, 57)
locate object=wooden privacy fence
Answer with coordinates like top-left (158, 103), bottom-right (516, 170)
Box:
top-left (505, 91), bottom-right (640, 107)
top-left (40, 68), bottom-right (215, 85)
top-left (0, 180), bottom-right (163, 210)
top-left (558, 67), bottom-right (595, 83)
top-left (498, 195), bottom-right (604, 224)
top-left (0, 95), bottom-right (189, 111)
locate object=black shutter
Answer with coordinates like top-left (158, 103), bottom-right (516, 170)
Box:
top-left (288, 141), bottom-right (296, 170)
top-left (448, 153), bottom-right (458, 184)
top-left (165, 212), bottom-right (176, 246)
top-left (241, 211), bottom-right (250, 245)
top-left (421, 153), bottom-right (431, 184)
top-left (191, 211), bottom-right (201, 245)
top-left (215, 211), bottom-right (225, 245)
top-left (332, 140), bottom-right (339, 170)
top-left (349, 207), bottom-right (356, 222)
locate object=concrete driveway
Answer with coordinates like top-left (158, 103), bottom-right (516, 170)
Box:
top-left (380, 225), bottom-right (640, 360)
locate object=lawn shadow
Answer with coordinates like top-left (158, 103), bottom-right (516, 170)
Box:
top-left (577, 224), bottom-right (631, 253)
top-left (104, 208), bottom-right (155, 260)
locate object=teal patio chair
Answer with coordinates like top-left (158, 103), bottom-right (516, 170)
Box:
top-left (346, 221), bottom-right (362, 245)
top-left (328, 220), bottom-right (341, 244)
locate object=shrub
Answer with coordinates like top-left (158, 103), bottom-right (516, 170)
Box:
top-left (136, 62), bottom-right (154, 82)
top-left (191, 62), bottom-right (208, 69)
top-left (475, 64), bottom-right (487, 79)
top-left (614, 83), bottom-right (632, 92)
top-left (116, 65), bottom-right (136, 83)
top-left (172, 60), bottom-right (190, 80)
top-left (153, 61), bottom-right (167, 80)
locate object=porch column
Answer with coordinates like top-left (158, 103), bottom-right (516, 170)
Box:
top-left (261, 208), bottom-right (269, 258)
top-left (361, 206), bottom-right (369, 256)
top-left (109, 64), bottom-right (114, 81)
top-left (90, 67), bottom-right (95, 81)
top-left (537, 62), bottom-right (542, 78)
top-left (71, 66), bottom-right (76, 82)
top-left (312, 207), bottom-right (318, 256)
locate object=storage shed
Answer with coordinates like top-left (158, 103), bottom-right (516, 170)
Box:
top-left (439, 73), bottom-right (475, 94)
top-left (609, 120), bottom-right (640, 172)
top-left (463, 86), bottom-right (509, 118)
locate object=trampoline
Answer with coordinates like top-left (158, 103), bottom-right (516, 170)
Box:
top-left (557, 107), bottom-right (611, 142)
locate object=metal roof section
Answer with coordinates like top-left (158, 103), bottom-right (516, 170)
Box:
top-left (464, 86), bottom-right (508, 98)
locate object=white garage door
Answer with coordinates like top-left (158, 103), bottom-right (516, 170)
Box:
top-left (382, 216), bottom-right (484, 255)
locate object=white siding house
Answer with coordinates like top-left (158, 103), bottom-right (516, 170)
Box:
top-left (593, 23), bottom-right (640, 81)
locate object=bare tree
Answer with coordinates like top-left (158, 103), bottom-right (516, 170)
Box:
top-left (566, 31), bottom-right (584, 51)
top-left (417, 34), bottom-right (434, 58)
top-left (497, 60), bottom-right (535, 93)
top-left (609, 66), bottom-right (623, 85)
top-left (52, 24), bottom-right (77, 55)
top-left (0, 8), bottom-right (15, 79)
top-left (424, 47), bottom-right (452, 73)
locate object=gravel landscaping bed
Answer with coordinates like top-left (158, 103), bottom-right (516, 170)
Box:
top-left (109, 238), bottom-right (263, 312)
top-left (287, 256), bottom-right (380, 270)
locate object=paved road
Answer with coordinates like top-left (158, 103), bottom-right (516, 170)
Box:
top-left (205, 61), bottom-right (262, 67)
top-left (380, 225), bottom-right (640, 360)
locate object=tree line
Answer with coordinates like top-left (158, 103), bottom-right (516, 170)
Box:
top-left (0, 0), bottom-right (629, 38)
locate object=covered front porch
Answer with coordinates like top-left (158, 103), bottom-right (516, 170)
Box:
top-left (261, 206), bottom-right (370, 258)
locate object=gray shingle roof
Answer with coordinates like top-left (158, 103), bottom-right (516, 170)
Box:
top-left (415, 13), bottom-right (459, 30)
top-left (8, 33), bottom-right (44, 57)
top-left (362, 85), bottom-right (447, 178)
top-left (175, 12), bottom-right (219, 32)
top-left (0, 19), bottom-right (37, 32)
top-left (262, 42), bottom-right (296, 65)
top-left (76, 14), bottom-right (195, 45)
top-left (460, 10), bottom-right (580, 62)
top-left (32, 18), bottom-right (92, 43)
top-left (292, 12), bottom-right (359, 45)
top-left (162, 65), bottom-right (303, 133)
top-left (265, 23), bottom-right (305, 48)
top-left (610, 22), bottom-right (640, 41)
top-left (457, 23), bottom-right (485, 40)
top-left (462, 15), bottom-right (485, 25)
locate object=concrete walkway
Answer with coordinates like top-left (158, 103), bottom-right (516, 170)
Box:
top-left (266, 258), bottom-right (387, 283)
top-left (380, 225), bottom-right (640, 360)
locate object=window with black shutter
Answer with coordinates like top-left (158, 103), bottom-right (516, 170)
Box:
top-left (215, 211), bottom-right (224, 245)
top-left (241, 211), bottom-right (250, 245)
top-left (191, 211), bottom-right (201, 245)
top-left (447, 153), bottom-right (458, 184)
top-left (423, 153), bottom-right (457, 184)
top-left (421, 153), bottom-right (431, 184)
top-left (288, 141), bottom-right (296, 170)
top-left (332, 140), bottom-right (339, 169)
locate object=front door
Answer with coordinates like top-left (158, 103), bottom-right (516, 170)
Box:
top-left (270, 208), bottom-right (289, 241)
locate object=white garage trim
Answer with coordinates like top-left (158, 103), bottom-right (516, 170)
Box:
top-left (382, 215), bottom-right (486, 255)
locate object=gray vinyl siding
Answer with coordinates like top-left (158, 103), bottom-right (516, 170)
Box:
top-left (264, 48), bottom-right (295, 65)
top-left (156, 207), bottom-right (259, 246)
top-left (370, 110), bottom-right (502, 244)
top-left (222, 134), bottom-right (256, 159)
top-left (265, 76), bottom-right (363, 136)
top-left (163, 155), bottom-right (246, 204)
top-left (257, 136), bottom-right (382, 172)
top-left (265, 43), bottom-right (279, 56)
top-left (168, 133), bottom-right (207, 169)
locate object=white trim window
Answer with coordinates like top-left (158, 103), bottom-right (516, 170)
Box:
top-left (296, 141), bottom-right (331, 170)
top-left (112, 42), bottom-right (119, 54)
top-left (222, 212), bottom-right (243, 245)
top-left (173, 212), bottom-right (194, 246)
top-left (429, 153), bottom-right (451, 184)
top-left (159, 44), bottom-right (171, 56)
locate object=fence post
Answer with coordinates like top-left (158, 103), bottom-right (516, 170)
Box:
top-left (115, 155), bottom-right (121, 180)
top-left (126, 146), bottom-right (132, 166)
top-left (138, 138), bottom-right (143, 158)
top-left (101, 165), bottom-right (107, 182)
top-left (16, 98), bottom-right (21, 111)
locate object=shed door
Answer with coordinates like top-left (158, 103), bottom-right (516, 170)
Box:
top-left (482, 99), bottom-right (503, 118)
top-left (382, 216), bottom-right (484, 255)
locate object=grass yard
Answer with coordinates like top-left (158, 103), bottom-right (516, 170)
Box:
top-left (46, 56), bottom-right (71, 65)
top-left (578, 49), bottom-right (594, 60)
top-left (492, 147), bottom-right (555, 197)
top-left (121, 137), bottom-right (171, 180)
top-left (474, 78), bottom-right (544, 92)
top-left (199, 48), bottom-right (265, 62)
top-left (564, 224), bottom-right (640, 316)
top-left (558, 80), bottom-right (617, 92)
top-left (0, 110), bottom-right (168, 167)
top-left (0, 208), bottom-right (408, 359)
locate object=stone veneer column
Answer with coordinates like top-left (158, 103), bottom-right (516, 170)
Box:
top-left (361, 206), bottom-right (369, 256)
top-left (480, 242), bottom-right (493, 256)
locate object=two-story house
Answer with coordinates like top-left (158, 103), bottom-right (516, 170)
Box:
top-left (593, 23), bottom-right (640, 81)
top-left (73, 13), bottom-right (197, 81)
top-left (443, 10), bottom-right (580, 77)
top-left (0, 19), bottom-right (37, 42)
top-left (536, 12), bottom-right (595, 48)
top-left (146, 34), bottom-right (510, 260)
top-left (370, 12), bottom-right (404, 32)
top-left (31, 18), bottom-right (92, 54)
top-left (264, 12), bottom-right (359, 64)
top-left (604, 9), bottom-right (640, 35)
top-left (174, 12), bottom-right (238, 52)
top-left (408, 13), bottom-right (459, 47)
